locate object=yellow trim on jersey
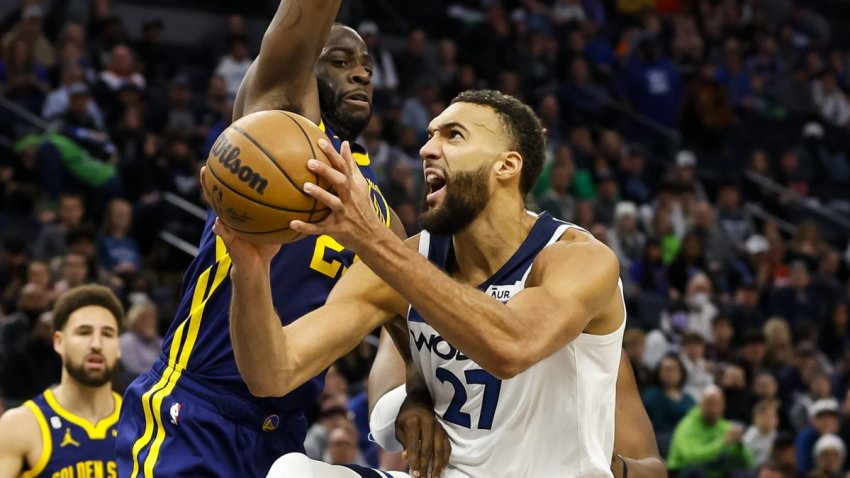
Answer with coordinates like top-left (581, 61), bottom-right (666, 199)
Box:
top-left (42, 389), bottom-right (121, 440)
top-left (352, 152), bottom-right (370, 166)
top-left (130, 236), bottom-right (231, 478)
top-left (21, 401), bottom-right (52, 478)
top-left (317, 119), bottom-right (371, 165)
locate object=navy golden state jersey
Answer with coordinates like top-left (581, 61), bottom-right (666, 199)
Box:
top-left (156, 122), bottom-right (388, 411)
top-left (22, 389), bottom-right (120, 478)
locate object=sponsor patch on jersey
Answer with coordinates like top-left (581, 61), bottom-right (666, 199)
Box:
top-left (484, 282), bottom-right (523, 302)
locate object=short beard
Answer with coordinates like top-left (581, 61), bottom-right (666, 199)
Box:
top-left (65, 359), bottom-right (114, 387)
top-left (318, 80), bottom-right (371, 142)
top-left (420, 164), bottom-right (490, 235)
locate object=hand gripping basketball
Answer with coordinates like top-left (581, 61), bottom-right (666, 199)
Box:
top-left (290, 139), bottom-right (386, 252)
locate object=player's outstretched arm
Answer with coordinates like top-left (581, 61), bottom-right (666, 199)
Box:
top-left (292, 140), bottom-right (623, 379)
top-left (612, 352), bottom-right (668, 478)
top-left (0, 406), bottom-right (39, 477)
top-left (233, 0), bottom-right (340, 121)
top-left (217, 220), bottom-right (406, 397)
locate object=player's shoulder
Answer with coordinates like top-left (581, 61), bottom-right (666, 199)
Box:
top-left (0, 403), bottom-right (40, 450)
top-left (530, 226), bottom-right (619, 281)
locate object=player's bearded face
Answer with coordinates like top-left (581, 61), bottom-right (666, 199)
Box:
top-left (420, 163), bottom-right (490, 235)
top-left (65, 352), bottom-right (116, 387)
top-left (317, 77), bottom-right (371, 141)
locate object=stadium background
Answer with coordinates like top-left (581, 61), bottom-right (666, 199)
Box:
top-left (1, 0), bottom-right (850, 476)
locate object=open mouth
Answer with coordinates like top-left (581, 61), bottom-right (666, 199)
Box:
top-left (86, 355), bottom-right (105, 369)
top-left (344, 91), bottom-right (369, 106)
top-left (425, 169), bottom-right (447, 202)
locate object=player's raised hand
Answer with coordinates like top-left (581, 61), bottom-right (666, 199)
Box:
top-left (395, 394), bottom-right (451, 478)
top-left (290, 139), bottom-right (386, 252)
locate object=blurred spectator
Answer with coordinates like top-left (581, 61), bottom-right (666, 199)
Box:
top-left (305, 393), bottom-right (351, 461)
top-left (396, 28), bottom-right (437, 97)
top-left (716, 183), bottom-right (754, 250)
top-left (215, 35), bottom-right (251, 100)
top-left (729, 283), bottom-right (767, 342)
top-left (96, 198), bottom-right (141, 274)
top-left (769, 433), bottom-right (799, 478)
top-left (94, 44), bottom-right (146, 115)
top-left (820, 303), bottom-right (850, 364)
top-left (617, 37), bottom-right (683, 133)
top-left (0, 283), bottom-right (50, 360)
top-left (668, 151), bottom-right (708, 203)
top-left (53, 252), bottom-right (90, 296)
top-left (623, 328), bottom-right (651, 391)
top-left (770, 261), bottom-right (824, 328)
top-left (609, 202), bottom-right (644, 275)
top-left (691, 202), bottom-right (736, 275)
top-left (358, 21), bottom-right (398, 102)
top-left (33, 192), bottom-right (85, 261)
top-left (667, 385), bottom-right (752, 477)
top-left (0, 34), bottom-right (51, 114)
top-left (325, 421), bottom-right (367, 466)
top-left (643, 353), bottom-right (695, 454)
top-left (811, 71), bottom-right (850, 128)
top-left (796, 398), bottom-right (841, 475)
top-left (42, 65), bottom-right (105, 128)
top-left (1, 5), bottom-right (55, 68)
top-left (721, 364), bottom-right (755, 425)
top-left (792, 373), bottom-right (835, 432)
top-left (744, 400), bottom-right (780, 468)
top-left (400, 79), bottom-right (438, 142)
top-left (809, 434), bottom-right (845, 478)
top-left (0, 310), bottom-right (59, 407)
top-left (680, 331), bottom-right (716, 400)
top-left (0, 237), bottom-right (29, 312)
top-left (708, 316), bottom-right (735, 364)
top-left (593, 170), bottom-right (619, 227)
top-left (135, 18), bottom-right (172, 84)
top-left (628, 237), bottom-right (668, 299)
top-left (119, 301), bottom-right (161, 377)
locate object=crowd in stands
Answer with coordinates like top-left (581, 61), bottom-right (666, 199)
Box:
top-left (1, 0), bottom-right (850, 476)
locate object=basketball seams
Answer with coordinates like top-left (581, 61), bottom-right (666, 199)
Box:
top-left (206, 163), bottom-right (316, 213)
top-left (278, 111), bottom-right (322, 223)
top-left (230, 124), bottom-right (306, 195)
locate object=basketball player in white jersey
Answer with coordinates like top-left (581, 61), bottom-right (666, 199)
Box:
top-left (215, 89), bottom-right (626, 477)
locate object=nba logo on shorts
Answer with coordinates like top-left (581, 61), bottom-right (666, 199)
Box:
top-left (170, 402), bottom-right (182, 426)
top-left (262, 415), bottom-right (280, 432)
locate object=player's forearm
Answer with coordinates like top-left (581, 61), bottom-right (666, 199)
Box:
top-left (229, 266), bottom-right (291, 397)
top-left (258, 0), bottom-right (340, 80)
top-left (359, 231), bottom-right (535, 379)
top-left (618, 457), bottom-right (668, 478)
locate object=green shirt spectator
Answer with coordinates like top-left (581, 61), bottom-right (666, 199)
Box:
top-left (668, 386), bottom-right (752, 478)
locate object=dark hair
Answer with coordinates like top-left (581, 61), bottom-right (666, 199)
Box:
top-left (654, 352), bottom-right (688, 389)
top-left (451, 90), bottom-right (546, 194)
top-left (53, 285), bottom-right (125, 332)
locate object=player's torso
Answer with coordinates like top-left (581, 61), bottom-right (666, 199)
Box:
top-left (407, 214), bottom-right (624, 478)
top-left (159, 123), bottom-right (389, 413)
top-left (23, 390), bottom-right (121, 478)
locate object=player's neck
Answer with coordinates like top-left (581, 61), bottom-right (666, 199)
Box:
top-left (52, 379), bottom-right (115, 424)
top-left (451, 195), bottom-right (535, 283)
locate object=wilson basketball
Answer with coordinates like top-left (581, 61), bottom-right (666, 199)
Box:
top-left (202, 110), bottom-right (333, 244)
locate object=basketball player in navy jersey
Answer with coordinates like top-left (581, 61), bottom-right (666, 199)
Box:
top-left (115, 1), bottom-right (435, 477)
top-left (0, 285), bottom-right (123, 478)
top-left (216, 89), bottom-right (664, 476)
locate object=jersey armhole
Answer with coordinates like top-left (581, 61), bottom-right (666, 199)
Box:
top-left (20, 401), bottom-right (52, 478)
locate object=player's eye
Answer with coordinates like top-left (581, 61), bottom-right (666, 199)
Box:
top-left (332, 60), bottom-right (348, 68)
top-left (450, 129), bottom-right (463, 139)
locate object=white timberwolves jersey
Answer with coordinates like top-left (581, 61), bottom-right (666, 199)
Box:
top-left (407, 213), bottom-right (626, 478)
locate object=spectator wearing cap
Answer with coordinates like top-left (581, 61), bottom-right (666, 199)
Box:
top-left (667, 385), bottom-right (752, 478)
top-left (1, 4), bottom-right (55, 68)
top-left (744, 400), bottom-right (780, 468)
top-left (791, 373), bottom-right (835, 432)
top-left (215, 35), bottom-right (251, 100)
top-left (669, 150), bottom-right (707, 202)
top-left (643, 353), bottom-right (695, 454)
top-left (795, 398), bottom-right (841, 474)
top-left (810, 434), bottom-right (845, 478)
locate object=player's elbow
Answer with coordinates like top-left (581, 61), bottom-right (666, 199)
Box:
top-left (486, 345), bottom-right (535, 380)
top-left (243, 372), bottom-right (293, 398)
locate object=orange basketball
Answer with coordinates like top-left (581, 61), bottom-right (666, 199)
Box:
top-left (201, 110), bottom-right (333, 244)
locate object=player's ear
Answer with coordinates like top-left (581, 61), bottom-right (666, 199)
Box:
top-left (495, 151), bottom-right (523, 185)
top-left (54, 330), bottom-right (64, 355)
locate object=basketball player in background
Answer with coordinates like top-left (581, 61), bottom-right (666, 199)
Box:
top-left (116, 1), bottom-right (439, 477)
top-left (216, 90), bottom-right (630, 476)
top-left (0, 285), bottom-right (123, 478)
